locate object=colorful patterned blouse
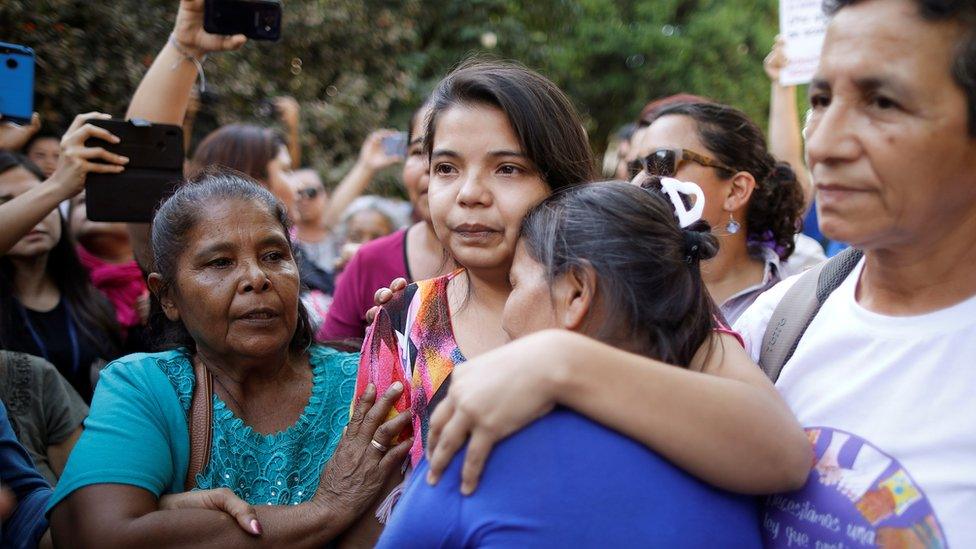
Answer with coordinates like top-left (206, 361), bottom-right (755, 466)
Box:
top-left (356, 270), bottom-right (466, 466)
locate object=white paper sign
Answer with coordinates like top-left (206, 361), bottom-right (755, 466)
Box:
top-left (779, 0), bottom-right (829, 86)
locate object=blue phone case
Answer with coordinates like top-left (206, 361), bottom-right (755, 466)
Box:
top-left (0, 42), bottom-right (36, 125)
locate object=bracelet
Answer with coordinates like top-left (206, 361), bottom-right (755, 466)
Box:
top-left (168, 34), bottom-right (209, 92)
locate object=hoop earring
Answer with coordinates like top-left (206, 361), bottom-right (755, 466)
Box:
top-left (726, 214), bottom-right (741, 234)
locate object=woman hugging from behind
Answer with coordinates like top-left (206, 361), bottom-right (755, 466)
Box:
top-left (380, 180), bottom-right (764, 547)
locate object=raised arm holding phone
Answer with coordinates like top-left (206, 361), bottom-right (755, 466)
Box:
top-left (122, 0), bottom-right (402, 272)
top-left (0, 113), bottom-right (127, 256)
top-left (123, 0), bottom-right (247, 268)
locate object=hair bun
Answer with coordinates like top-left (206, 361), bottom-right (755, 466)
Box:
top-left (769, 161), bottom-right (796, 183)
top-left (682, 230), bottom-right (703, 264)
top-left (682, 220), bottom-right (719, 264)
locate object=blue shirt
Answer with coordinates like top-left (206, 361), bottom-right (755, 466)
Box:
top-left (0, 401), bottom-right (52, 549)
top-left (47, 345), bottom-right (358, 512)
top-left (378, 409), bottom-right (762, 548)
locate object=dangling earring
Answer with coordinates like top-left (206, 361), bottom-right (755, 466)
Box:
top-left (726, 214), bottom-right (741, 234)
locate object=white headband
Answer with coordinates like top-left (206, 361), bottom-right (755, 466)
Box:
top-left (657, 177), bottom-right (705, 228)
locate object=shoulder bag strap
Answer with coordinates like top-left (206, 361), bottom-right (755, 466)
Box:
top-left (759, 247), bottom-right (863, 382)
top-left (184, 360), bottom-right (213, 492)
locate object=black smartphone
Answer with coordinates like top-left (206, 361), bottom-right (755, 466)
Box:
top-left (0, 42), bottom-right (35, 125)
top-left (84, 119), bottom-right (184, 223)
top-left (204, 0), bottom-right (282, 41)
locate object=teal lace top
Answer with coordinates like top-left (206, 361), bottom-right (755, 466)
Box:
top-left (47, 346), bottom-right (360, 514)
top-left (157, 345), bottom-right (358, 505)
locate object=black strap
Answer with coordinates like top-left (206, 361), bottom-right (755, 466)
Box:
top-left (758, 247), bottom-right (863, 382)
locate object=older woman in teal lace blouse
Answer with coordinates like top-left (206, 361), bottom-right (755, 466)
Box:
top-left (47, 172), bottom-right (410, 547)
top-left (47, 345), bottom-right (357, 508)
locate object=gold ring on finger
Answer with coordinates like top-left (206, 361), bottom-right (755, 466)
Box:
top-left (371, 439), bottom-right (389, 453)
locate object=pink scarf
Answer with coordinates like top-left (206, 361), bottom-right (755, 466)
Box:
top-left (76, 245), bottom-right (148, 329)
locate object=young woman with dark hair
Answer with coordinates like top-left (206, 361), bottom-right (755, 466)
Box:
top-left (344, 59), bottom-right (599, 542)
top-left (630, 101), bottom-right (820, 322)
top-left (378, 181), bottom-right (767, 546)
top-left (0, 114), bottom-right (129, 402)
top-left (358, 58), bottom-right (596, 467)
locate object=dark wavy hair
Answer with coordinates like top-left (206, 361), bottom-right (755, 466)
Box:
top-left (637, 94), bottom-right (712, 127)
top-left (0, 152), bottom-right (123, 358)
top-left (824, 0), bottom-right (976, 135)
top-left (647, 102), bottom-right (805, 260)
top-left (520, 180), bottom-right (720, 367)
top-left (423, 59), bottom-right (595, 192)
top-left (148, 169), bottom-right (313, 353)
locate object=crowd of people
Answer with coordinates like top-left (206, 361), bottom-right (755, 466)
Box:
top-left (0, 0), bottom-right (973, 546)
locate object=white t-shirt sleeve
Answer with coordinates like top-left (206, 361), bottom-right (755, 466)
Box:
top-left (732, 272), bottom-right (805, 362)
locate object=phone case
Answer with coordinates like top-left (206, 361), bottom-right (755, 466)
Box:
top-left (204, 0), bottom-right (282, 41)
top-left (0, 42), bottom-right (35, 125)
top-left (84, 119), bottom-right (184, 223)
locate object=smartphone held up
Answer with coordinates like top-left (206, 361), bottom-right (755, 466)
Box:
top-left (0, 42), bottom-right (35, 125)
top-left (204, 0), bottom-right (283, 41)
top-left (83, 119), bottom-right (184, 223)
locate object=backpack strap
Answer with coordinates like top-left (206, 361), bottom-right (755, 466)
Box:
top-left (184, 359), bottom-right (213, 491)
top-left (759, 247), bottom-right (863, 382)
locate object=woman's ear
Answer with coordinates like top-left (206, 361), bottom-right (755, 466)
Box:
top-left (147, 273), bottom-right (180, 322)
top-left (723, 171), bottom-right (757, 213)
top-left (553, 263), bottom-right (597, 332)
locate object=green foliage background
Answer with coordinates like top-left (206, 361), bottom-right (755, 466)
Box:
top-left (1, 0), bottom-right (779, 185)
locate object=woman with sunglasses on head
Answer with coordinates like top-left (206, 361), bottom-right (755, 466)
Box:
top-left (629, 101), bottom-right (822, 323)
